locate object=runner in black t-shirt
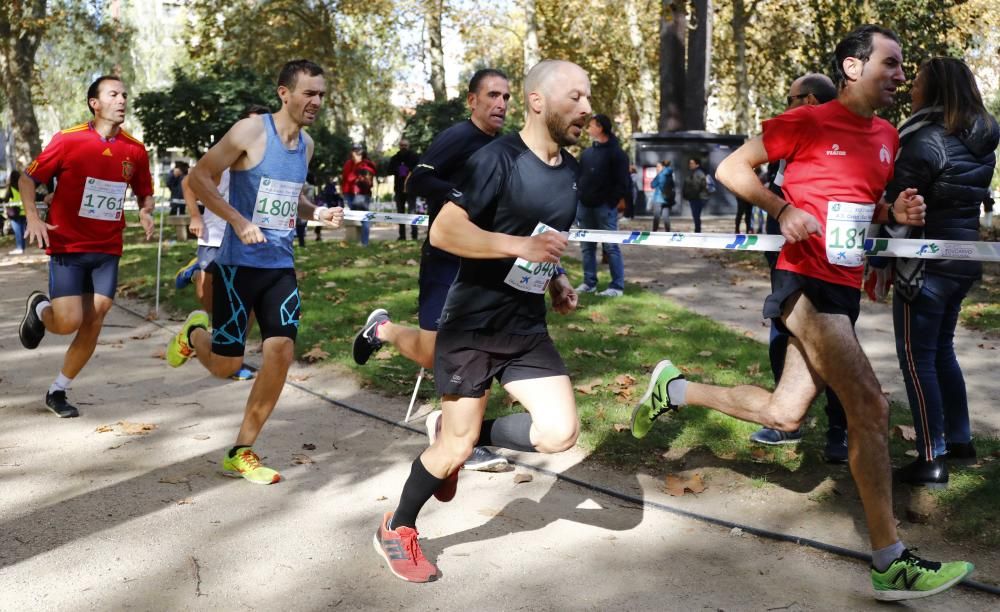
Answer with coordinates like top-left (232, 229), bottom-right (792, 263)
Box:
top-left (353, 69), bottom-right (511, 472)
top-left (373, 60), bottom-right (592, 583)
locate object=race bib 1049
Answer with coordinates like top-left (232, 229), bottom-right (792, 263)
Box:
top-left (252, 177), bottom-right (302, 230)
top-left (78, 177), bottom-right (127, 221)
top-left (825, 201), bottom-right (874, 267)
top-left (503, 222), bottom-right (560, 294)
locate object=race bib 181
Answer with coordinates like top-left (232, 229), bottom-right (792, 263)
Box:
top-left (825, 201), bottom-right (874, 267)
top-left (252, 177), bottom-right (302, 230)
top-left (503, 222), bottom-right (560, 294)
top-left (78, 177), bottom-right (127, 221)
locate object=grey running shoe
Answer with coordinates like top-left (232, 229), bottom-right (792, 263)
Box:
top-left (463, 447), bottom-right (508, 472)
top-left (575, 283), bottom-right (596, 294)
top-left (352, 308), bottom-right (389, 365)
top-left (20, 291), bottom-right (48, 349)
top-left (45, 391), bottom-right (79, 418)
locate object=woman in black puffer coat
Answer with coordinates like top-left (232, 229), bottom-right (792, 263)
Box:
top-left (884, 57), bottom-right (999, 488)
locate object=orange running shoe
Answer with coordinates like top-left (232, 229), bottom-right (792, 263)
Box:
top-left (373, 512), bottom-right (439, 583)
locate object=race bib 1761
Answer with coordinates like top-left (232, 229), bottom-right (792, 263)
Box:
top-left (503, 222), bottom-right (560, 294)
top-left (825, 201), bottom-right (875, 267)
top-left (252, 177), bottom-right (302, 230)
top-left (78, 177), bottom-right (128, 221)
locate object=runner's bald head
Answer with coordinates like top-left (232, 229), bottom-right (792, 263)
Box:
top-left (524, 60), bottom-right (582, 98)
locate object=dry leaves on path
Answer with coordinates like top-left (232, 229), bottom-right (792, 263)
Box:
top-left (292, 453), bottom-right (314, 465)
top-left (588, 311), bottom-right (609, 324)
top-left (574, 378), bottom-right (603, 395)
top-left (97, 421), bottom-right (157, 436)
top-left (513, 473), bottom-right (533, 484)
top-left (663, 473), bottom-right (706, 496)
top-left (566, 323), bottom-right (586, 332)
top-left (615, 325), bottom-right (633, 336)
top-left (893, 425), bottom-right (917, 442)
top-left (301, 345), bottom-right (330, 363)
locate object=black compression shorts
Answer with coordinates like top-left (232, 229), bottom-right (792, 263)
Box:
top-left (211, 264), bottom-right (300, 357)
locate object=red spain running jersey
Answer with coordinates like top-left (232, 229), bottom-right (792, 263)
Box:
top-left (24, 121), bottom-right (154, 256)
top-left (762, 100), bottom-right (898, 288)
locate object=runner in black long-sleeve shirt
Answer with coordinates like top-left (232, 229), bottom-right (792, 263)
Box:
top-left (352, 68), bottom-right (512, 472)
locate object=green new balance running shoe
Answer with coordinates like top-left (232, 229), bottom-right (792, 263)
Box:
top-left (166, 310), bottom-right (209, 367)
top-left (630, 360), bottom-right (684, 439)
top-left (222, 447), bottom-right (281, 484)
top-left (871, 549), bottom-right (973, 601)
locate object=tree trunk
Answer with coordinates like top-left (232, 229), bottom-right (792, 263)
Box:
top-left (625, 0), bottom-right (656, 132)
top-left (425, 0), bottom-right (447, 102)
top-left (0, 0), bottom-right (47, 168)
top-left (523, 0), bottom-right (540, 72)
top-left (684, 0), bottom-right (711, 131)
top-left (731, 0), bottom-right (751, 134)
top-left (659, 1), bottom-right (685, 132)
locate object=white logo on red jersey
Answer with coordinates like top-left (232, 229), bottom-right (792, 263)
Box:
top-left (879, 144), bottom-right (891, 165)
top-left (825, 144), bottom-right (847, 157)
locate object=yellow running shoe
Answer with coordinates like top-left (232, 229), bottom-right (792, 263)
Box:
top-left (222, 447), bottom-right (281, 484)
top-left (166, 310), bottom-right (209, 367)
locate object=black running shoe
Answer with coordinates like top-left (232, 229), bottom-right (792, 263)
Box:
top-left (45, 391), bottom-right (79, 418)
top-left (20, 291), bottom-right (49, 349)
top-left (352, 308), bottom-right (389, 365)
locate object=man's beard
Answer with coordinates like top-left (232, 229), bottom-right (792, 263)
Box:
top-left (545, 109), bottom-right (580, 147)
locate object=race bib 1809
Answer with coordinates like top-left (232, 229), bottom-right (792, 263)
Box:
top-left (503, 222), bottom-right (560, 294)
top-left (825, 201), bottom-right (875, 267)
top-left (78, 177), bottom-right (127, 221)
top-left (252, 177), bottom-right (302, 230)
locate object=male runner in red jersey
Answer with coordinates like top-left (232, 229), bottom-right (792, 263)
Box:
top-left (630, 25), bottom-right (974, 601)
top-left (18, 75), bottom-right (155, 418)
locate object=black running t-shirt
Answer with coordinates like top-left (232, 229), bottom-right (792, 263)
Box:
top-left (438, 133), bottom-right (579, 334)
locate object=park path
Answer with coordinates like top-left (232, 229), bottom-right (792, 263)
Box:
top-left (0, 239), bottom-right (997, 610)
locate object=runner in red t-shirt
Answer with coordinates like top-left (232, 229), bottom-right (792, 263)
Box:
top-left (631, 26), bottom-right (975, 601)
top-left (17, 75), bottom-right (155, 418)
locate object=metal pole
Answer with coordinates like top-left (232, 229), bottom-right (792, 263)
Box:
top-left (154, 202), bottom-right (166, 317)
top-left (404, 367), bottom-right (425, 422)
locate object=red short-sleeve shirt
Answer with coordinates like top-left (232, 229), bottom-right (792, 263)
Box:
top-left (762, 100), bottom-right (899, 288)
top-left (25, 122), bottom-right (154, 256)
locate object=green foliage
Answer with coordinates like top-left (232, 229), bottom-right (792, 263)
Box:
top-left (401, 97), bottom-right (467, 152)
top-left (308, 120), bottom-right (352, 182)
top-left (133, 65), bottom-right (274, 156)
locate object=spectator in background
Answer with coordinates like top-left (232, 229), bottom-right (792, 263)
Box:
top-left (628, 165), bottom-right (644, 222)
top-left (342, 143), bottom-right (376, 246)
top-left (315, 175), bottom-right (344, 241)
top-left (166, 161), bottom-right (189, 215)
top-left (387, 138), bottom-right (421, 240)
top-left (576, 113), bottom-right (630, 297)
top-left (735, 195), bottom-right (754, 234)
top-left (650, 160), bottom-right (675, 232)
top-left (295, 172), bottom-right (317, 248)
top-left (887, 57), bottom-right (998, 487)
top-left (3, 170), bottom-right (27, 255)
top-left (681, 157), bottom-right (708, 233)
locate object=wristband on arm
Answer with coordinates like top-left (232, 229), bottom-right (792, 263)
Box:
top-left (775, 203), bottom-right (791, 220)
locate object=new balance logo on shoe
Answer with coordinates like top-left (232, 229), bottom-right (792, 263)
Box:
top-left (888, 568), bottom-right (919, 591)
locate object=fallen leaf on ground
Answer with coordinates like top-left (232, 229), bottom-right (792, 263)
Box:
top-left (746, 362), bottom-right (761, 377)
top-left (192, 435), bottom-right (210, 441)
top-left (302, 443), bottom-right (316, 450)
top-left (292, 453), bottom-right (314, 465)
top-left (513, 473), bottom-right (533, 484)
top-left (323, 282), bottom-right (338, 288)
top-left (145, 310), bottom-right (158, 321)
top-left (152, 348), bottom-right (166, 359)
top-left (614, 374), bottom-right (636, 386)
top-left (176, 498), bottom-right (193, 505)
top-left (612, 423), bottom-right (629, 432)
top-left (130, 332), bottom-right (152, 340)
top-left (574, 348), bottom-right (596, 357)
top-left (615, 325), bottom-right (633, 336)
top-left (893, 425), bottom-right (917, 441)
top-left (904, 449), bottom-right (919, 457)
top-left (119, 421), bottom-right (157, 435)
top-left (698, 350), bottom-right (713, 357)
top-left (302, 346), bottom-right (330, 363)
top-left (663, 473), bottom-right (706, 496)
top-left (405, 259), bottom-right (418, 266)
top-left (567, 323), bottom-right (586, 332)
top-left (574, 378), bottom-right (603, 394)
top-left (588, 311), bottom-right (609, 324)
top-left (751, 448), bottom-right (768, 461)
top-left (159, 476), bottom-right (190, 485)
top-left (602, 349), bottom-right (618, 354)
top-left (376, 495), bottom-right (387, 501)
top-left (288, 374), bottom-right (312, 382)
top-left (657, 314), bottom-right (670, 320)
top-left (95, 424), bottom-right (114, 433)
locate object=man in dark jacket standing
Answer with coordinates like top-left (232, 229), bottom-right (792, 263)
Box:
top-left (576, 113), bottom-right (629, 297)
top-left (682, 157), bottom-right (709, 232)
top-left (386, 138), bottom-right (420, 240)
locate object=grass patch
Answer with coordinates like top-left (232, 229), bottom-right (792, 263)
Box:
top-left (928, 436), bottom-right (1000, 547)
top-left (960, 262), bottom-right (1000, 334)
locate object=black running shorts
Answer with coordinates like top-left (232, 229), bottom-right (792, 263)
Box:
top-left (48, 253), bottom-right (120, 299)
top-left (434, 329), bottom-right (568, 398)
top-left (211, 264), bottom-right (300, 357)
top-left (764, 269), bottom-right (861, 334)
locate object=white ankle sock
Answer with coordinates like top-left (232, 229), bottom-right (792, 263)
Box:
top-left (49, 373), bottom-right (73, 394)
top-left (667, 378), bottom-right (688, 406)
top-left (36, 300), bottom-right (51, 320)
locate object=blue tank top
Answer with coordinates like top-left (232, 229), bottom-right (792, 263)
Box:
top-left (217, 114), bottom-right (307, 268)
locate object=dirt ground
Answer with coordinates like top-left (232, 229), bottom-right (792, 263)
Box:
top-left (1, 224), bottom-right (997, 610)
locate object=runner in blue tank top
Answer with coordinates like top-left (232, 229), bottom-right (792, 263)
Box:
top-left (165, 59), bottom-right (343, 484)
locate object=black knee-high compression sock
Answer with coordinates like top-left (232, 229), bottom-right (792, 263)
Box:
top-left (391, 456), bottom-right (443, 530)
top-left (477, 413), bottom-right (536, 452)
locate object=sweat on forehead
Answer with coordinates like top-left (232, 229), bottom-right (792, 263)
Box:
top-left (523, 60), bottom-right (584, 97)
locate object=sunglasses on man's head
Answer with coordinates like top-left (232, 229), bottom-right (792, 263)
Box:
top-left (786, 93), bottom-right (810, 106)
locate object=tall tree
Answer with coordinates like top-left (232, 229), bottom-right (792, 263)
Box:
top-left (728, 0), bottom-right (762, 135)
top-left (624, 0), bottom-right (657, 133)
top-left (683, 0), bottom-right (711, 130)
top-left (0, 0), bottom-right (47, 167)
top-left (425, 0), bottom-right (447, 102)
top-left (523, 0), bottom-right (540, 71)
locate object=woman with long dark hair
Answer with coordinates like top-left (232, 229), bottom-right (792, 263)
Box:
top-left (886, 57), bottom-right (999, 487)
